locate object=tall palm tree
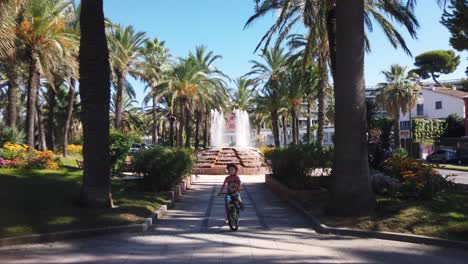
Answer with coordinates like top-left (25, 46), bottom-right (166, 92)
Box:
top-left (189, 46), bottom-right (228, 148)
top-left (247, 0), bottom-right (419, 80)
top-left (376, 64), bottom-right (419, 149)
top-left (16, 0), bottom-right (74, 150)
top-left (232, 77), bottom-right (256, 112)
top-left (107, 24), bottom-right (147, 130)
top-left (327, 0), bottom-right (375, 217)
top-left (63, 1), bottom-right (80, 157)
top-left (139, 37), bottom-right (171, 144)
top-left (246, 47), bottom-right (289, 147)
top-left (79, 0), bottom-right (112, 208)
top-left (284, 69), bottom-right (304, 144)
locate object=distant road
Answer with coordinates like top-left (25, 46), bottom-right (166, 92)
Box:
top-left (437, 169), bottom-right (468, 184)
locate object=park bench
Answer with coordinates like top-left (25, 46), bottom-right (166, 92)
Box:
top-left (76, 159), bottom-right (84, 169)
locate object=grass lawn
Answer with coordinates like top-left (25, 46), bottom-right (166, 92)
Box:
top-left (438, 164), bottom-right (468, 172)
top-left (0, 167), bottom-right (167, 238)
top-left (312, 193), bottom-right (468, 241)
top-left (57, 153), bottom-right (83, 169)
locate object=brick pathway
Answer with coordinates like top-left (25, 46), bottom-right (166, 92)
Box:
top-left (1, 175), bottom-right (467, 263)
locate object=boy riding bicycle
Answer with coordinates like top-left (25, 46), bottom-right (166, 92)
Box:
top-left (217, 163), bottom-right (245, 224)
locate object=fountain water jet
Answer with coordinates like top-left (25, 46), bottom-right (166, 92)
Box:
top-left (234, 109), bottom-right (251, 147)
top-left (210, 110), bottom-right (225, 147)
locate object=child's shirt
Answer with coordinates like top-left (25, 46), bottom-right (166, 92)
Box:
top-left (223, 175), bottom-right (242, 194)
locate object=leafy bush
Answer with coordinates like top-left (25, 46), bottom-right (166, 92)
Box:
top-left (268, 144), bottom-right (333, 190)
top-left (392, 148), bottom-right (408, 158)
top-left (0, 127), bottom-right (25, 145)
top-left (382, 156), bottom-right (454, 199)
top-left (110, 130), bottom-right (132, 174)
top-left (66, 144), bottom-right (83, 154)
top-left (133, 146), bottom-right (193, 192)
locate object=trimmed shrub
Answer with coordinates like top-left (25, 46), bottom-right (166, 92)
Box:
top-left (133, 146), bottom-right (193, 191)
top-left (268, 143), bottom-right (333, 190)
top-left (110, 130), bottom-right (132, 174)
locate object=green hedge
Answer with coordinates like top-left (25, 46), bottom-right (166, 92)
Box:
top-left (267, 144), bottom-right (333, 190)
top-left (133, 146), bottom-right (193, 192)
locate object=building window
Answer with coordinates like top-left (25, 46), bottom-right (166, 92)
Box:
top-left (400, 121), bottom-right (411, 130)
top-left (435, 101), bottom-right (442, 109)
top-left (416, 104), bottom-right (424, 116)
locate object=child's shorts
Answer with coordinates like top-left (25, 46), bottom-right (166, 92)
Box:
top-left (225, 193), bottom-right (241, 203)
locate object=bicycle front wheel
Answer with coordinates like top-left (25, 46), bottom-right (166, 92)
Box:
top-left (228, 206), bottom-right (239, 231)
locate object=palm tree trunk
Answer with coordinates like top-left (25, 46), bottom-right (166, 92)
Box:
top-left (326, 0), bottom-right (337, 82)
top-left (169, 115), bottom-right (175, 147)
top-left (327, 0), bottom-right (374, 216)
top-left (63, 78), bottom-right (76, 157)
top-left (292, 108), bottom-right (297, 145)
top-left (36, 102), bottom-right (47, 151)
top-left (203, 109), bottom-right (209, 148)
top-left (6, 70), bottom-right (18, 128)
top-left (185, 109), bottom-right (191, 148)
top-left (114, 71), bottom-right (124, 130)
top-left (195, 110), bottom-right (201, 149)
top-left (46, 87), bottom-right (56, 151)
top-left (177, 104), bottom-right (185, 147)
top-left (281, 114), bottom-right (287, 146)
top-left (394, 114), bottom-right (401, 149)
top-left (79, 0), bottom-right (113, 208)
top-left (152, 96), bottom-right (157, 144)
top-left (306, 101), bottom-right (311, 144)
top-left (296, 114), bottom-right (300, 143)
top-left (161, 119), bottom-right (166, 143)
top-left (26, 51), bottom-right (40, 150)
top-left (270, 110), bottom-right (280, 147)
top-left (317, 51), bottom-right (327, 147)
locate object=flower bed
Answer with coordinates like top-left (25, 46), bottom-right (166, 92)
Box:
top-left (0, 143), bottom-right (59, 170)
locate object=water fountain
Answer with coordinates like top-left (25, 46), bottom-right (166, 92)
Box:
top-left (210, 110), bottom-right (225, 147)
top-left (234, 109), bottom-right (251, 148)
top-left (194, 109), bottom-right (268, 175)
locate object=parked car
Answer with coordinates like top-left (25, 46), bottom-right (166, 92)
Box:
top-left (426, 149), bottom-right (459, 164)
top-left (129, 143), bottom-right (142, 153)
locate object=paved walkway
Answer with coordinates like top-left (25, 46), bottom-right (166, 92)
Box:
top-left (1, 175), bottom-right (468, 263)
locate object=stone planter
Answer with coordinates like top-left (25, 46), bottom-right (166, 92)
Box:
top-left (265, 174), bottom-right (328, 204)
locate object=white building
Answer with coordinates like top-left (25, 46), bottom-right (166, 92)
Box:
top-left (399, 86), bottom-right (468, 139)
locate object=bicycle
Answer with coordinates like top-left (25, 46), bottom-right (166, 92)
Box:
top-left (217, 192), bottom-right (241, 231)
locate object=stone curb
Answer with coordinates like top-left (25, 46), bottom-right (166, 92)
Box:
top-left (0, 175), bottom-right (193, 247)
top-left (265, 175), bottom-right (468, 250)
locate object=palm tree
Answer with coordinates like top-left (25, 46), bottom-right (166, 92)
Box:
top-left (232, 77), bottom-right (256, 112)
top-left (110, 93), bottom-right (144, 134)
top-left (189, 46), bottom-right (228, 148)
top-left (247, 47), bottom-right (289, 147)
top-left (247, 0), bottom-right (419, 80)
top-left (284, 69), bottom-right (304, 144)
top-left (107, 23), bottom-right (147, 130)
top-left (0, 0), bottom-right (19, 60)
top-left (79, 0), bottom-right (112, 208)
top-left (62, 1), bottom-right (80, 157)
top-left (376, 64), bottom-right (419, 149)
top-left (16, 0), bottom-right (75, 150)
top-left (327, 0), bottom-right (375, 216)
top-left (139, 37), bottom-right (171, 144)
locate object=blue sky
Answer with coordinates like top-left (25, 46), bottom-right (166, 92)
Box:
top-left (103, 0), bottom-right (467, 105)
